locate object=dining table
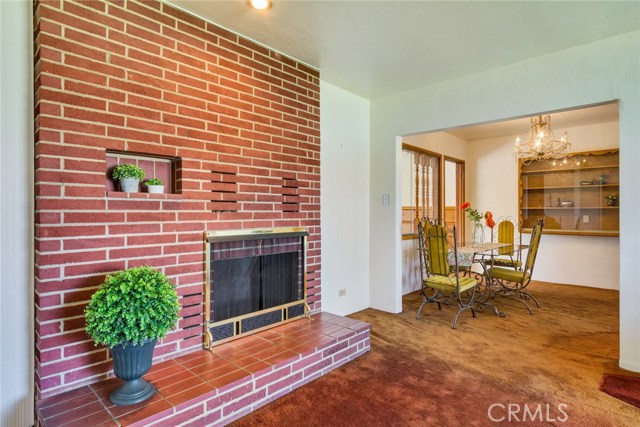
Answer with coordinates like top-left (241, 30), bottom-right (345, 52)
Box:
top-left (449, 241), bottom-right (530, 316)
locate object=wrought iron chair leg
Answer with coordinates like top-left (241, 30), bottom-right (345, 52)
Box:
top-left (513, 293), bottom-right (534, 315)
top-left (451, 304), bottom-right (474, 329)
top-left (475, 278), bottom-right (506, 318)
top-left (523, 291), bottom-right (541, 308)
top-left (475, 296), bottom-right (505, 317)
top-left (416, 298), bottom-right (428, 319)
top-left (451, 309), bottom-right (462, 329)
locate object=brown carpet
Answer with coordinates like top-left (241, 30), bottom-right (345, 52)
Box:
top-left (232, 282), bottom-right (640, 426)
top-left (601, 374), bottom-right (640, 408)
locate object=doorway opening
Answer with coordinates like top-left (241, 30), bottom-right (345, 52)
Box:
top-left (400, 101), bottom-right (620, 299)
top-left (444, 158), bottom-right (465, 243)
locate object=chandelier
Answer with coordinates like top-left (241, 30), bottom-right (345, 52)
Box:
top-left (513, 115), bottom-right (570, 164)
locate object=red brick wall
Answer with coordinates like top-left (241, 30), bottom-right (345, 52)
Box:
top-left (34, 0), bottom-right (321, 398)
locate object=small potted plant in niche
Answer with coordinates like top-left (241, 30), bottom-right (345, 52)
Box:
top-left (145, 178), bottom-right (165, 194)
top-left (605, 193), bottom-right (618, 206)
top-left (85, 266), bottom-right (180, 406)
top-left (112, 164), bottom-right (145, 193)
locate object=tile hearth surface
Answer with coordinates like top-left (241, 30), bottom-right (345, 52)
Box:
top-left (37, 313), bottom-right (371, 427)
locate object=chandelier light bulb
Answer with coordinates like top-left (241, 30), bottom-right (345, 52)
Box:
top-left (250, 0), bottom-right (272, 10)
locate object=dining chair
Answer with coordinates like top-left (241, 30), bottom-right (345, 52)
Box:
top-left (416, 218), bottom-right (479, 329)
top-left (490, 216), bottom-right (523, 270)
top-left (486, 219), bottom-right (544, 314)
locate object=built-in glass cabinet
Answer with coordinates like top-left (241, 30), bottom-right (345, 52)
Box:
top-left (518, 149), bottom-right (619, 236)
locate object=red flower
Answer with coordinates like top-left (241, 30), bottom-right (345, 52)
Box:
top-left (461, 202), bottom-right (471, 210)
top-left (486, 217), bottom-right (496, 228)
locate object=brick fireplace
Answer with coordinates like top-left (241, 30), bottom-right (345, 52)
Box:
top-left (34, 0), bottom-right (325, 401)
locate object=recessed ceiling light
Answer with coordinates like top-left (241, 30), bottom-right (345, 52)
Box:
top-left (250, 0), bottom-right (272, 10)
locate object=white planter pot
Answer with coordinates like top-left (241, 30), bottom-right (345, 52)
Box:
top-left (146, 185), bottom-right (165, 194)
top-left (120, 178), bottom-right (140, 192)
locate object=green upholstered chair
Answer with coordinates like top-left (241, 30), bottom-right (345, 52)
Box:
top-left (416, 218), bottom-right (479, 329)
top-left (490, 217), bottom-right (523, 270)
top-left (486, 219), bottom-right (544, 314)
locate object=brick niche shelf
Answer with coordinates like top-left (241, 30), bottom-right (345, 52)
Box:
top-left (106, 151), bottom-right (179, 195)
top-left (36, 313), bottom-right (371, 427)
top-left (106, 191), bottom-right (182, 200)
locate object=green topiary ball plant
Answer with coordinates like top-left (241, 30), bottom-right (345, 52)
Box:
top-left (145, 178), bottom-right (164, 186)
top-left (85, 266), bottom-right (180, 348)
top-left (112, 164), bottom-right (146, 181)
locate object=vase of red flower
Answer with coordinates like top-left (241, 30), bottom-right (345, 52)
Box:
top-left (461, 202), bottom-right (484, 245)
top-left (472, 223), bottom-right (484, 245)
top-left (461, 203), bottom-right (495, 245)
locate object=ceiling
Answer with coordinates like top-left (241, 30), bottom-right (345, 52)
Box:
top-left (444, 101), bottom-right (619, 141)
top-left (168, 0), bottom-right (640, 100)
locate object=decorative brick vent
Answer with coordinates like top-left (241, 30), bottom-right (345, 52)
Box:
top-left (33, 0), bottom-right (321, 400)
top-left (281, 177), bottom-right (301, 212)
top-left (208, 166), bottom-right (239, 213)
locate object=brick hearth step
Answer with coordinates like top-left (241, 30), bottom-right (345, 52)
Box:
top-left (36, 313), bottom-right (371, 427)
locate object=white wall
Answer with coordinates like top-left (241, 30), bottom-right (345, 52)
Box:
top-left (320, 81), bottom-right (370, 315)
top-left (0, 0), bottom-right (34, 425)
top-left (468, 121), bottom-right (620, 289)
top-left (369, 31), bottom-right (640, 371)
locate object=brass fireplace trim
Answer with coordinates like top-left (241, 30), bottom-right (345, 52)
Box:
top-left (204, 227), bottom-right (309, 348)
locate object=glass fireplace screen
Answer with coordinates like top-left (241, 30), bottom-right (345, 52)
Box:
top-left (204, 228), bottom-right (308, 347)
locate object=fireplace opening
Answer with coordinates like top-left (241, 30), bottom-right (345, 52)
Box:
top-left (205, 228), bottom-right (308, 347)
top-left (213, 252), bottom-right (301, 321)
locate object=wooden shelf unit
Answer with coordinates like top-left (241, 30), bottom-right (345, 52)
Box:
top-left (518, 149), bottom-right (619, 236)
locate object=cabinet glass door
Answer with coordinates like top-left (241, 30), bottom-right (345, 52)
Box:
top-left (519, 149), bottom-right (619, 236)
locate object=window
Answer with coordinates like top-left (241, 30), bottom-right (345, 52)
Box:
top-left (401, 145), bottom-right (441, 236)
